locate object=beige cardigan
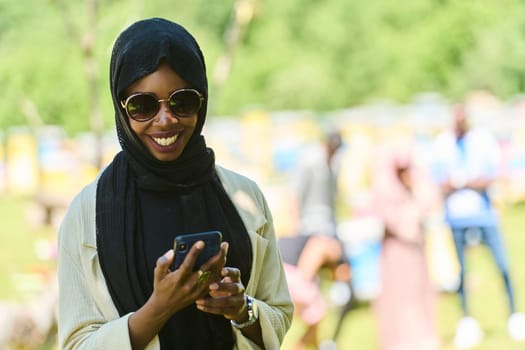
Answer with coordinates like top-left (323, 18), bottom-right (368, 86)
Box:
top-left (57, 165), bottom-right (293, 349)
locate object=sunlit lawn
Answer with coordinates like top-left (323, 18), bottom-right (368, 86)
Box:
top-left (0, 195), bottom-right (56, 301)
top-left (1, 194), bottom-right (524, 349)
top-left (0, 194), bottom-right (57, 349)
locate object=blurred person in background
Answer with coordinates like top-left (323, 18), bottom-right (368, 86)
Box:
top-left (291, 128), bottom-right (343, 239)
top-left (432, 104), bottom-right (525, 348)
top-left (371, 140), bottom-right (440, 350)
top-left (57, 18), bottom-right (292, 350)
top-left (278, 234), bottom-right (351, 350)
top-left (281, 128), bottom-right (352, 349)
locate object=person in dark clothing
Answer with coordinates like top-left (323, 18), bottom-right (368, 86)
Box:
top-left (57, 18), bottom-right (292, 350)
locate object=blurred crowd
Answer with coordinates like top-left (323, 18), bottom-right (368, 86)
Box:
top-left (2, 89), bottom-right (525, 349)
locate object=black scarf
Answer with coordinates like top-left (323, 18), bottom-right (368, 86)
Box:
top-left (96, 18), bottom-right (253, 349)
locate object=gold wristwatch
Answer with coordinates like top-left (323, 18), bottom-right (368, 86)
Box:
top-left (231, 295), bottom-right (259, 329)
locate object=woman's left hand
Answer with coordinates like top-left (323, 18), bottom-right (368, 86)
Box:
top-left (195, 267), bottom-right (248, 322)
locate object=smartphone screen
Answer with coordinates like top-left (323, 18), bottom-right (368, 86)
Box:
top-left (173, 230), bottom-right (222, 270)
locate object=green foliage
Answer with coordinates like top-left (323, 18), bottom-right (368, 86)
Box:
top-left (1, 0), bottom-right (525, 133)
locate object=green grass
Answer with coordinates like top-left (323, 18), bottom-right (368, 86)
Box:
top-left (0, 194), bottom-right (57, 350)
top-left (1, 195), bottom-right (524, 349)
top-left (0, 195), bottom-right (56, 301)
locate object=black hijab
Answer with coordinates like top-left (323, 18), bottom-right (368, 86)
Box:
top-left (96, 18), bottom-right (253, 349)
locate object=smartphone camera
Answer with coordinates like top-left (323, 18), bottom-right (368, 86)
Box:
top-left (173, 231), bottom-right (222, 270)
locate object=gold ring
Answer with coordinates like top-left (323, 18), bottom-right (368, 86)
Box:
top-left (197, 270), bottom-right (211, 283)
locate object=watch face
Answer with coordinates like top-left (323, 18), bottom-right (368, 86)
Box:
top-left (246, 296), bottom-right (254, 318)
top-left (231, 296), bottom-right (258, 329)
top-left (247, 296), bottom-right (258, 320)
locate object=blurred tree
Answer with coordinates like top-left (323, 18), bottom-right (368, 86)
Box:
top-left (1, 0), bottom-right (525, 133)
top-left (51, 0), bottom-right (105, 168)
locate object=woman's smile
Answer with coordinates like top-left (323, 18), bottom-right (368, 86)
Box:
top-left (151, 133), bottom-right (179, 147)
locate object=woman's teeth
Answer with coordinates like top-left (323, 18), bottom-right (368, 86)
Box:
top-left (153, 134), bottom-right (178, 146)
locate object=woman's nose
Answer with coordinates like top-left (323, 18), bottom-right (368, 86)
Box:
top-left (155, 101), bottom-right (179, 123)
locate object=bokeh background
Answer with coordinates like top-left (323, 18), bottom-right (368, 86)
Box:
top-left (1, 1), bottom-right (525, 349)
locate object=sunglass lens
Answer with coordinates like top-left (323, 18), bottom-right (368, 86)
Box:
top-left (169, 90), bottom-right (202, 117)
top-left (127, 94), bottom-right (158, 121)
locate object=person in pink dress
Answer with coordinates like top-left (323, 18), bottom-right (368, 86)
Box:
top-left (371, 140), bottom-right (440, 350)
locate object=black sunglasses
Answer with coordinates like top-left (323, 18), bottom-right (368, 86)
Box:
top-left (120, 88), bottom-right (204, 122)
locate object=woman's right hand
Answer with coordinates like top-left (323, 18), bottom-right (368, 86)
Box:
top-left (151, 241), bottom-right (228, 316)
top-left (128, 241), bottom-right (228, 349)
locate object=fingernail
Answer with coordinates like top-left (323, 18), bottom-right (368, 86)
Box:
top-left (160, 250), bottom-right (174, 263)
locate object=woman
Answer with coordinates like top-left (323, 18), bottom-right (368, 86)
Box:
top-left (372, 141), bottom-right (440, 350)
top-left (57, 18), bottom-right (292, 350)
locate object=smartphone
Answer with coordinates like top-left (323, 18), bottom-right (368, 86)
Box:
top-left (173, 230), bottom-right (223, 270)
